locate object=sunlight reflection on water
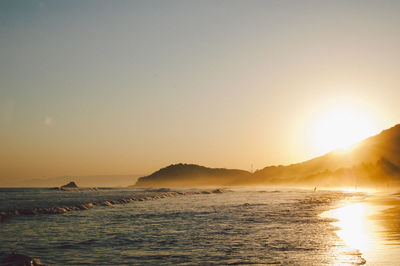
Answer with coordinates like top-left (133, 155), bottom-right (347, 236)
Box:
top-left (321, 199), bottom-right (400, 265)
top-left (329, 203), bottom-right (375, 254)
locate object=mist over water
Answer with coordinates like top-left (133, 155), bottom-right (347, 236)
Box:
top-left (0, 188), bottom-right (383, 265)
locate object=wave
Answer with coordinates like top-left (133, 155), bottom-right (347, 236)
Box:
top-left (0, 189), bottom-right (227, 222)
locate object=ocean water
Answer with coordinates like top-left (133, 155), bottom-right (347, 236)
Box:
top-left (0, 188), bottom-right (399, 265)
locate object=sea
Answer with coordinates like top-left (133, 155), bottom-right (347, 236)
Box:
top-left (1, 188), bottom-right (400, 265)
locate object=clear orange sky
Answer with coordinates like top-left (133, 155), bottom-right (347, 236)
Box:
top-left (1, 0), bottom-right (399, 184)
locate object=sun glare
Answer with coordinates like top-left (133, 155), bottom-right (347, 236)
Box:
top-left (311, 106), bottom-right (376, 155)
top-left (322, 203), bottom-right (378, 254)
top-left (331, 203), bottom-right (373, 252)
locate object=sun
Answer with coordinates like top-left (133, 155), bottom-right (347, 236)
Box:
top-left (311, 105), bottom-right (376, 155)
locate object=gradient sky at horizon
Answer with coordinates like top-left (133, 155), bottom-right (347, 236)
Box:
top-left (1, 0), bottom-right (400, 183)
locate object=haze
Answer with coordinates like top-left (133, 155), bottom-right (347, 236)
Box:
top-left (1, 0), bottom-right (400, 185)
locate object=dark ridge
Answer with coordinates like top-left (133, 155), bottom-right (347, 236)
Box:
top-left (133, 123), bottom-right (400, 188)
top-left (134, 163), bottom-right (251, 187)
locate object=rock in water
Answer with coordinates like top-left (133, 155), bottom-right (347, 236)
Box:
top-left (61, 181), bottom-right (78, 188)
top-left (59, 181), bottom-right (97, 191)
top-left (1, 252), bottom-right (43, 266)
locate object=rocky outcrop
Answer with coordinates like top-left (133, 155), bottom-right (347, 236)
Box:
top-left (1, 252), bottom-right (43, 266)
top-left (61, 181), bottom-right (78, 188)
top-left (59, 181), bottom-right (97, 191)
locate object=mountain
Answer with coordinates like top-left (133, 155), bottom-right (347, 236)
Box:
top-left (134, 163), bottom-right (251, 187)
top-left (249, 124), bottom-right (400, 187)
top-left (134, 124), bottom-right (400, 188)
top-left (246, 124), bottom-right (400, 184)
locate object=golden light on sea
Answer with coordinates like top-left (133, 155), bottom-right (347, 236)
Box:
top-left (330, 203), bottom-right (374, 253)
top-left (321, 201), bottom-right (386, 260)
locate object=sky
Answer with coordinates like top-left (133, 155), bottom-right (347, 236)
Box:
top-left (1, 0), bottom-right (400, 183)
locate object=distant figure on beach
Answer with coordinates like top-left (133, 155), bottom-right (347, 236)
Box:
top-left (313, 187), bottom-right (317, 192)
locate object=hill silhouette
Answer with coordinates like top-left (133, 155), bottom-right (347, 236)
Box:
top-left (134, 124), bottom-right (400, 188)
top-left (134, 163), bottom-right (251, 187)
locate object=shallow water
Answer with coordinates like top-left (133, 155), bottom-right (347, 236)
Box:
top-left (1, 188), bottom-right (399, 265)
